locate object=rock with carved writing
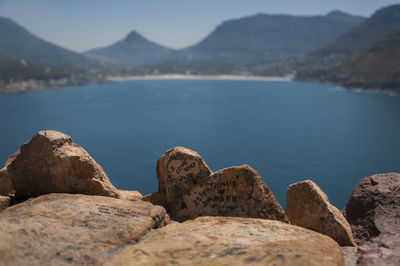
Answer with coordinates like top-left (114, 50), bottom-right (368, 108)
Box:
top-left (286, 180), bottom-right (356, 247)
top-left (108, 216), bottom-right (344, 266)
top-left (6, 130), bottom-right (121, 200)
top-left (153, 146), bottom-right (287, 222)
top-left (176, 165), bottom-right (287, 221)
top-left (0, 193), bottom-right (170, 265)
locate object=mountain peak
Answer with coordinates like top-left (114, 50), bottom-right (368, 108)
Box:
top-left (124, 30), bottom-right (146, 42)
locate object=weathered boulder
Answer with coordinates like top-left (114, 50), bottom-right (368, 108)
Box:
top-left (177, 165), bottom-right (287, 221)
top-left (0, 195), bottom-right (10, 212)
top-left (154, 146), bottom-right (287, 222)
top-left (156, 146), bottom-right (213, 207)
top-left (6, 130), bottom-right (121, 200)
top-left (343, 173), bottom-right (400, 265)
top-left (108, 216), bottom-right (344, 266)
top-left (286, 180), bottom-right (356, 246)
top-left (0, 167), bottom-right (13, 195)
top-left (0, 193), bottom-right (170, 265)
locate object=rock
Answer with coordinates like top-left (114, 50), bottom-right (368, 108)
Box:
top-left (357, 233), bottom-right (400, 265)
top-left (0, 195), bottom-right (10, 211)
top-left (0, 193), bottom-right (170, 265)
top-left (341, 247), bottom-right (359, 266)
top-left (0, 167), bottom-right (14, 195)
top-left (0, 151), bottom-right (17, 195)
top-left (178, 165), bottom-right (287, 221)
top-left (119, 190), bottom-right (143, 201)
top-left (343, 173), bottom-right (400, 265)
top-left (286, 180), bottom-right (356, 246)
top-left (154, 147), bottom-right (287, 222)
top-left (156, 146), bottom-right (213, 208)
top-left (6, 130), bottom-right (121, 200)
top-left (142, 191), bottom-right (166, 207)
top-left (108, 216), bottom-right (344, 266)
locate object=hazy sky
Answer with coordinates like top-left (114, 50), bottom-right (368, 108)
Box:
top-left (0, 0), bottom-right (399, 52)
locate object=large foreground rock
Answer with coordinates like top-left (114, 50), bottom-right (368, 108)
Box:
top-left (0, 193), bottom-right (170, 265)
top-left (6, 130), bottom-right (121, 200)
top-left (286, 180), bottom-right (356, 247)
top-left (108, 216), bottom-right (344, 266)
top-left (343, 173), bottom-right (400, 265)
top-left (154, 146), bottom-right (287, 222)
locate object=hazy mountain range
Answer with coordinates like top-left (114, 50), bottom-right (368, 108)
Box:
top-left (297, 4), bottom-right (400, 91)
top-left (1, 4), bottom-right (400, 92)
top-left (85, 11), bottom-right (364, 68)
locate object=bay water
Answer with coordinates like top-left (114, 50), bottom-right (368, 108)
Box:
top-left (1, 79), bottom-right (399, 208)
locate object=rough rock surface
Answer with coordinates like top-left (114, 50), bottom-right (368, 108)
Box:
top-left (6, 130), bottom-right (121, 200)
top-left (0, 167), bottom-right (13, 194)
top-left (286, 180), bottom-right (356, 246)
top-left (0, 195), bottom-right (10, 212)
top-left (119, 190), bottom-right (143, 201)
top-left (178, 165), bottom-right (287, 221)
top-left (156, 146), bottom-right (213, 208)
top-left (154, 146), bottom-right (286, 222)
top-left (0, 193), bottom-right (170, 265)
top-left (108, 216), bottom-right (344, 266)
top-left (343, 173), bottom-right (400, 265)
top-left (341, 247), bottom-right (358, 266)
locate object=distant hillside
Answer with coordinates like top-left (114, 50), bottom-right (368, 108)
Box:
top-left (0, 56), bottom-right (66, 82)
top-left (299, 30), bottom-right (400, 91)
top-left (303, 5), bottom-right (400, 69)
top-left (180, 11), bottom-right (365, 66)
top-left (0, 17), bottom-right (94, 69)
top-left (85, 31), bottom-right (175, 66)
top-left (84, 11), bottom-right (364, 74)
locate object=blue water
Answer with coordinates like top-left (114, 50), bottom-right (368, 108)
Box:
top-left (0, 80), bottom-right (399, 209)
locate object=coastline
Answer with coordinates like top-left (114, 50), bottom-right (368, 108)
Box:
top-left (106, 74), bottom-right (295, 82)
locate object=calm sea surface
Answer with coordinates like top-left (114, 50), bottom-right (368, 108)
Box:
top-left (0, 80), bottom-right (399, 208)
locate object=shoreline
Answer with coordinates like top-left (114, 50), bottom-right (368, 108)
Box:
top-left (106, 74), bottom-right (295, 82)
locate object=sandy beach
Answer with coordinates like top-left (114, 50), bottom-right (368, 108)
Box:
top-left (106, 74), bottom-right (295, 82)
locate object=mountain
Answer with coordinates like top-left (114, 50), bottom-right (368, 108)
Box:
top-left (180, 11), bottom-right (365, 66)
top-left (85, 31), bottom-right (175, 66)
top-left (300, 30), bottom-right (400, 91)
top-left (304, 5), bottom-right (400, 68)
top-left (84, 11), bottom-right (364, 74)
top-left (0, 17), bottom-right (94, 70)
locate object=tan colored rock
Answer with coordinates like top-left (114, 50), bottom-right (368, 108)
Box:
top-left (156, 146), bottom-right (213, 207)
top-left (155, 147), bottom-right (286, 222)
top-left (142, 191), bottom-right (166, 207)
top-left (0, 152), bottom-right (17, 195)
top-left (108, 216), bottom-right (344, 266)
top-left (177, 165), bottom-right (287, 221)
top-left (119, 190), bottom-right (143, 201)
top-left (0, 193), bottom-right (170, 265)
top-left (0, 167), bottom-right (14, 195)
top-left (286, 180), bottom-right (356, 247)
top-left (0, 195), bottom-right (10, 212)
top-left (6, 130), bottom-right (121, 200)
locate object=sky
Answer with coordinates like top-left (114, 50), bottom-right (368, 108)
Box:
top-left (0, 0), bottom-right (399, 52)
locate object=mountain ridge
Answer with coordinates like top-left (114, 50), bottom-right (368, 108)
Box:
top-left (84, 10), bottom-right (365, 71)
